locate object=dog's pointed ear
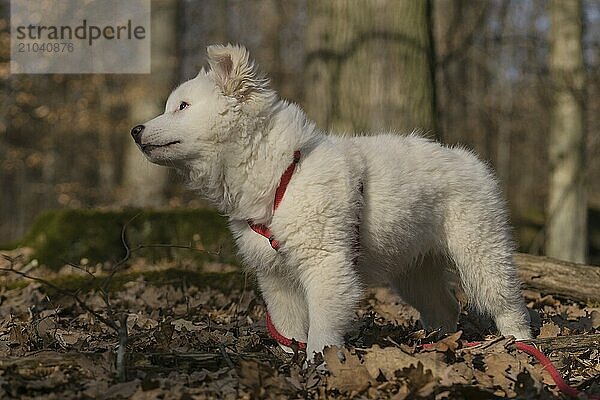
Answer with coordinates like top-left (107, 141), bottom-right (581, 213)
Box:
top-left (207, 46), bottom-right (234, 82)
top-left (207, 44), bottom-right (274, 102)
top-left (196, 67), bottom-right (208, 77)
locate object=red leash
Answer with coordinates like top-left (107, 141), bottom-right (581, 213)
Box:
top-left (266, 313), bottom-right (599, 399)
top-left (265, 310), bottom-right (306, 350)
top-left (514, 341), bottom-right (599, 399)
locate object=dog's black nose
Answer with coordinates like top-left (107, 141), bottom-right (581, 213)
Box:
top-left (131, 124), bottom-right (145, 143)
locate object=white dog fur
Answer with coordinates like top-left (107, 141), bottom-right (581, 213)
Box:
top-left (133, 44), bottom-right (532, 359)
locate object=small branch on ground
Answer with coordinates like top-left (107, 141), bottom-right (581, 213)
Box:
top-left (117, 313), bottom-right (129, 381)
top-left (0, 214), bottom-right (220, 383)
top-left (0, 254), bottom-right (119, 331)
top-left (219, 343), bottom-right (236, 370)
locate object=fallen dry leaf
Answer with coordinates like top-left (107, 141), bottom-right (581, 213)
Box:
top-left (565, 305), bottom-right (587, 321)
top-left (425, 330), bottom-right (463, 352)
top-left (324, 346), bottom-right (372, 393)
top-left (127, 313), bottom-right (159, 330)
top-left (1, 255), bottom-right (598, 400)
top-left (538, 322), bottom-right (560, 338)
top-left (591, 310), bottom-right (600, 329)
top-left (171, 318), bottom-right (207, 332)
top-left (362, 344), bottom-right (447, 381)
top-left (395, 362), bottom-right (437, 398)
top-left (103, 380), bottom-right (140, 399)
top-left (484, 352), bottom-right (522, 397)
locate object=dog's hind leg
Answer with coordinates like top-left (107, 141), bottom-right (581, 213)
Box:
top-left (392, 253), bottom-right (460, 335)
top-left (258, 271), bottom-right (309, 350)
top-left (444, 209), bottom-right (532, 340)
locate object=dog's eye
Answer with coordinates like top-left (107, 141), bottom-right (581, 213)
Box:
top-left (179, 101), bottom-right (189, 111)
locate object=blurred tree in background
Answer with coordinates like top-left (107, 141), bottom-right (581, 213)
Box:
top-left (121, 0), bottom-right (179, 207)
top-left (303, 0), bottom-right (437, 136)
top-left (1, 0), bottom-right (599, 263)
top-left (546, 0), bottom-right (587, 262)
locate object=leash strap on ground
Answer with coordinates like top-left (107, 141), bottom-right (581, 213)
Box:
top-left (513, 341), bottom-right (600, 400)
top-left (265, 312), bottom-right (599, 399)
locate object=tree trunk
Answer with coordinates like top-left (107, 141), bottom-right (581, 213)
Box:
top-left (120, 0), bottom-right (179, 207)
top-left (180, 0), bottom-right (228, 79)
top-left (494, 2), bottom-right (513, 189)
top-left (545, 0), bottom-right (587, 263)
top-left (304, 0), bottom-right (437, 137)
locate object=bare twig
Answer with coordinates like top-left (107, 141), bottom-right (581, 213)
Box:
top-left (1, 214), bottom-right (223, 382)
top-left (1, 252), bottom-right (23, 264)
top-left (219, 343), bottom-right (235, 370)
top-left (116, 313), bottom-right (129, 381)
top-left (99, 213), bottom-right (140, 296)
top-left (98, 212), bottom-right (221, 296)
top-left (0, 255), bottom-right (118, 331)
top-left (2, 254), bottom-right (131, 381)
top-left (66, 261), bottom-right (96, 278)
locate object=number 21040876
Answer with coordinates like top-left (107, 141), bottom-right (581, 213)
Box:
top-left (17, 42), bottom-right (74, 53)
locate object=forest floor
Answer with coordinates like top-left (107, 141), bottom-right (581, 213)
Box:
top-left (0, 249), bottom-right (599, 399)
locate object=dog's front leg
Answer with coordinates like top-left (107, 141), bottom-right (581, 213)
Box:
top-left (298, 252), bottom-right (363, 360)
top-left (258, 271), bottom-right (309, 350)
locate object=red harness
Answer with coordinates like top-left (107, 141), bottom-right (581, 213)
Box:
top-left (246, 150), bottom-right (307, 349)
top-left (247, 150), bottom-right (301, 250)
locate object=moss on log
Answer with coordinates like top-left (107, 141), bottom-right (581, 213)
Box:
top-left (9, 209), bottom-right (238, 269)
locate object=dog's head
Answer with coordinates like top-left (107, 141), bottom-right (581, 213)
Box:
top-left (130, 44), bottom-right (276, 167)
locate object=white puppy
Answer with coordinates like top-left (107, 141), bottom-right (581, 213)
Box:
top-left (131, 44), bottom-right (531, 358)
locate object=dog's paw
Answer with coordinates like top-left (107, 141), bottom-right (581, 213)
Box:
top-left (302, 353), bottom-right (327, 372)
top-left (278, 342), bottom-right (294, 354)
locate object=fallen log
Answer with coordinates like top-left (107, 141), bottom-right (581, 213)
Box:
top-left (522, 333), bottom-right (600, 352)
top-left (514, 253), bottom-right (600, 303)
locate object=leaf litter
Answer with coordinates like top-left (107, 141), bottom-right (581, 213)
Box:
top-left (0, 253), bottom-right (598, 399)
